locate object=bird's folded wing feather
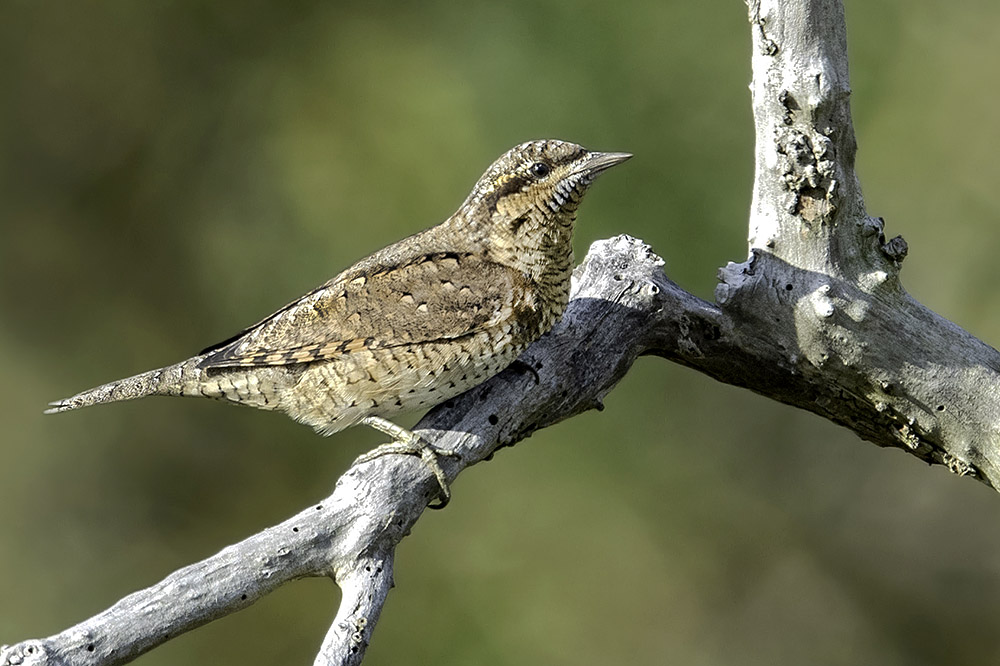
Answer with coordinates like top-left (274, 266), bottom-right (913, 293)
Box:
top-left (197, 253), bottom-right (529, 368)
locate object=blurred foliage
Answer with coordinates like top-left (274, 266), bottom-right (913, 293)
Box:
top-left (2, 1), bottom-right (1000, 664)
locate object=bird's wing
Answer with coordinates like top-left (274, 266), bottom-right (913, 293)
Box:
top-left (197, 252), bottom-right (533, 368)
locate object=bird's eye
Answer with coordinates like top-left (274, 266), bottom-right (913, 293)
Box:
top-left (530, 162), bottom-right (551, 179)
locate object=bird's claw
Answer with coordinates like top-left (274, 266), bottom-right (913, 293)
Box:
top-left (355, 416), bottom-right (459, 509)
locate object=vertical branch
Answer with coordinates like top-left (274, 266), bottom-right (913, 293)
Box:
top-left (314, 554), bottom-right (394, 666)
top-left (745, 0), bottom-right (888, 280)
top-left (719, 0), bottom-right (1000, 485)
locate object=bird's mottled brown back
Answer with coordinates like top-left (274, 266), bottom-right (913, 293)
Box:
top-left (197, 251), bottom-right (540, 368)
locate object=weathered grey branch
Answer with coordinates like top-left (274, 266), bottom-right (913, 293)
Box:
top-left (0, 235), bottom-right (669, 666)
top-left (4, 0), bottom-right (1000, 664)
top-left (724, 0), bottom-right (1000, 483)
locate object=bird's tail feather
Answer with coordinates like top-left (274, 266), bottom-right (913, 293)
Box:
top-left (44, 358), bottom-right (202, 414)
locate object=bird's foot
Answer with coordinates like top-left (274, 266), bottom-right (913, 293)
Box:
top-left (354, 416), bottom-right (459, 509)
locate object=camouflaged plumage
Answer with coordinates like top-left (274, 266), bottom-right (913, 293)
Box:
top-left (47, 140), bottom-right (631, 438)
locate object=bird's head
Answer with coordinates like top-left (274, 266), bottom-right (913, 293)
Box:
top-left (455, 139), bottom-right (630, 279)
top-left (462, 139), bottom-right (631, 227)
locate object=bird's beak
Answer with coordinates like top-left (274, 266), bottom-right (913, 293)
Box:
top-left (576, 151), bottom-right (632, 176)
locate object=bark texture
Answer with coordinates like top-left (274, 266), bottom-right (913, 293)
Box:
top-left (0, 235), bottom-right (669, 666)
top-left (4, 1), bottom-right (1000, 665)
top-left (730, 0), bottom-right (1000, 483)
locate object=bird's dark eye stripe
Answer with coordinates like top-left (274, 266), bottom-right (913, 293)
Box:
top-left (486, 173), bottom-right (530, 208)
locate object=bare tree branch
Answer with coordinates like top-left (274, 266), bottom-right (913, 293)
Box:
top-left (4, 0), bottom-right (1000, 664)
top-left (725, 0), bottom-right (1000, 484)
top-left (1, 235), bottom-right (668, 666)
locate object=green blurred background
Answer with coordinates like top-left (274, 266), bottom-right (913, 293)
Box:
top-left (3, 1), bottom-right (1000, 664)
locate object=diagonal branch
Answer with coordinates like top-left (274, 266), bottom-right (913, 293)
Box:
top-left (0, 235), bottom-right (669, 666)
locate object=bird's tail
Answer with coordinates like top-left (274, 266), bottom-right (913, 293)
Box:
top-left (44, 357), bottom-right (204, 414)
